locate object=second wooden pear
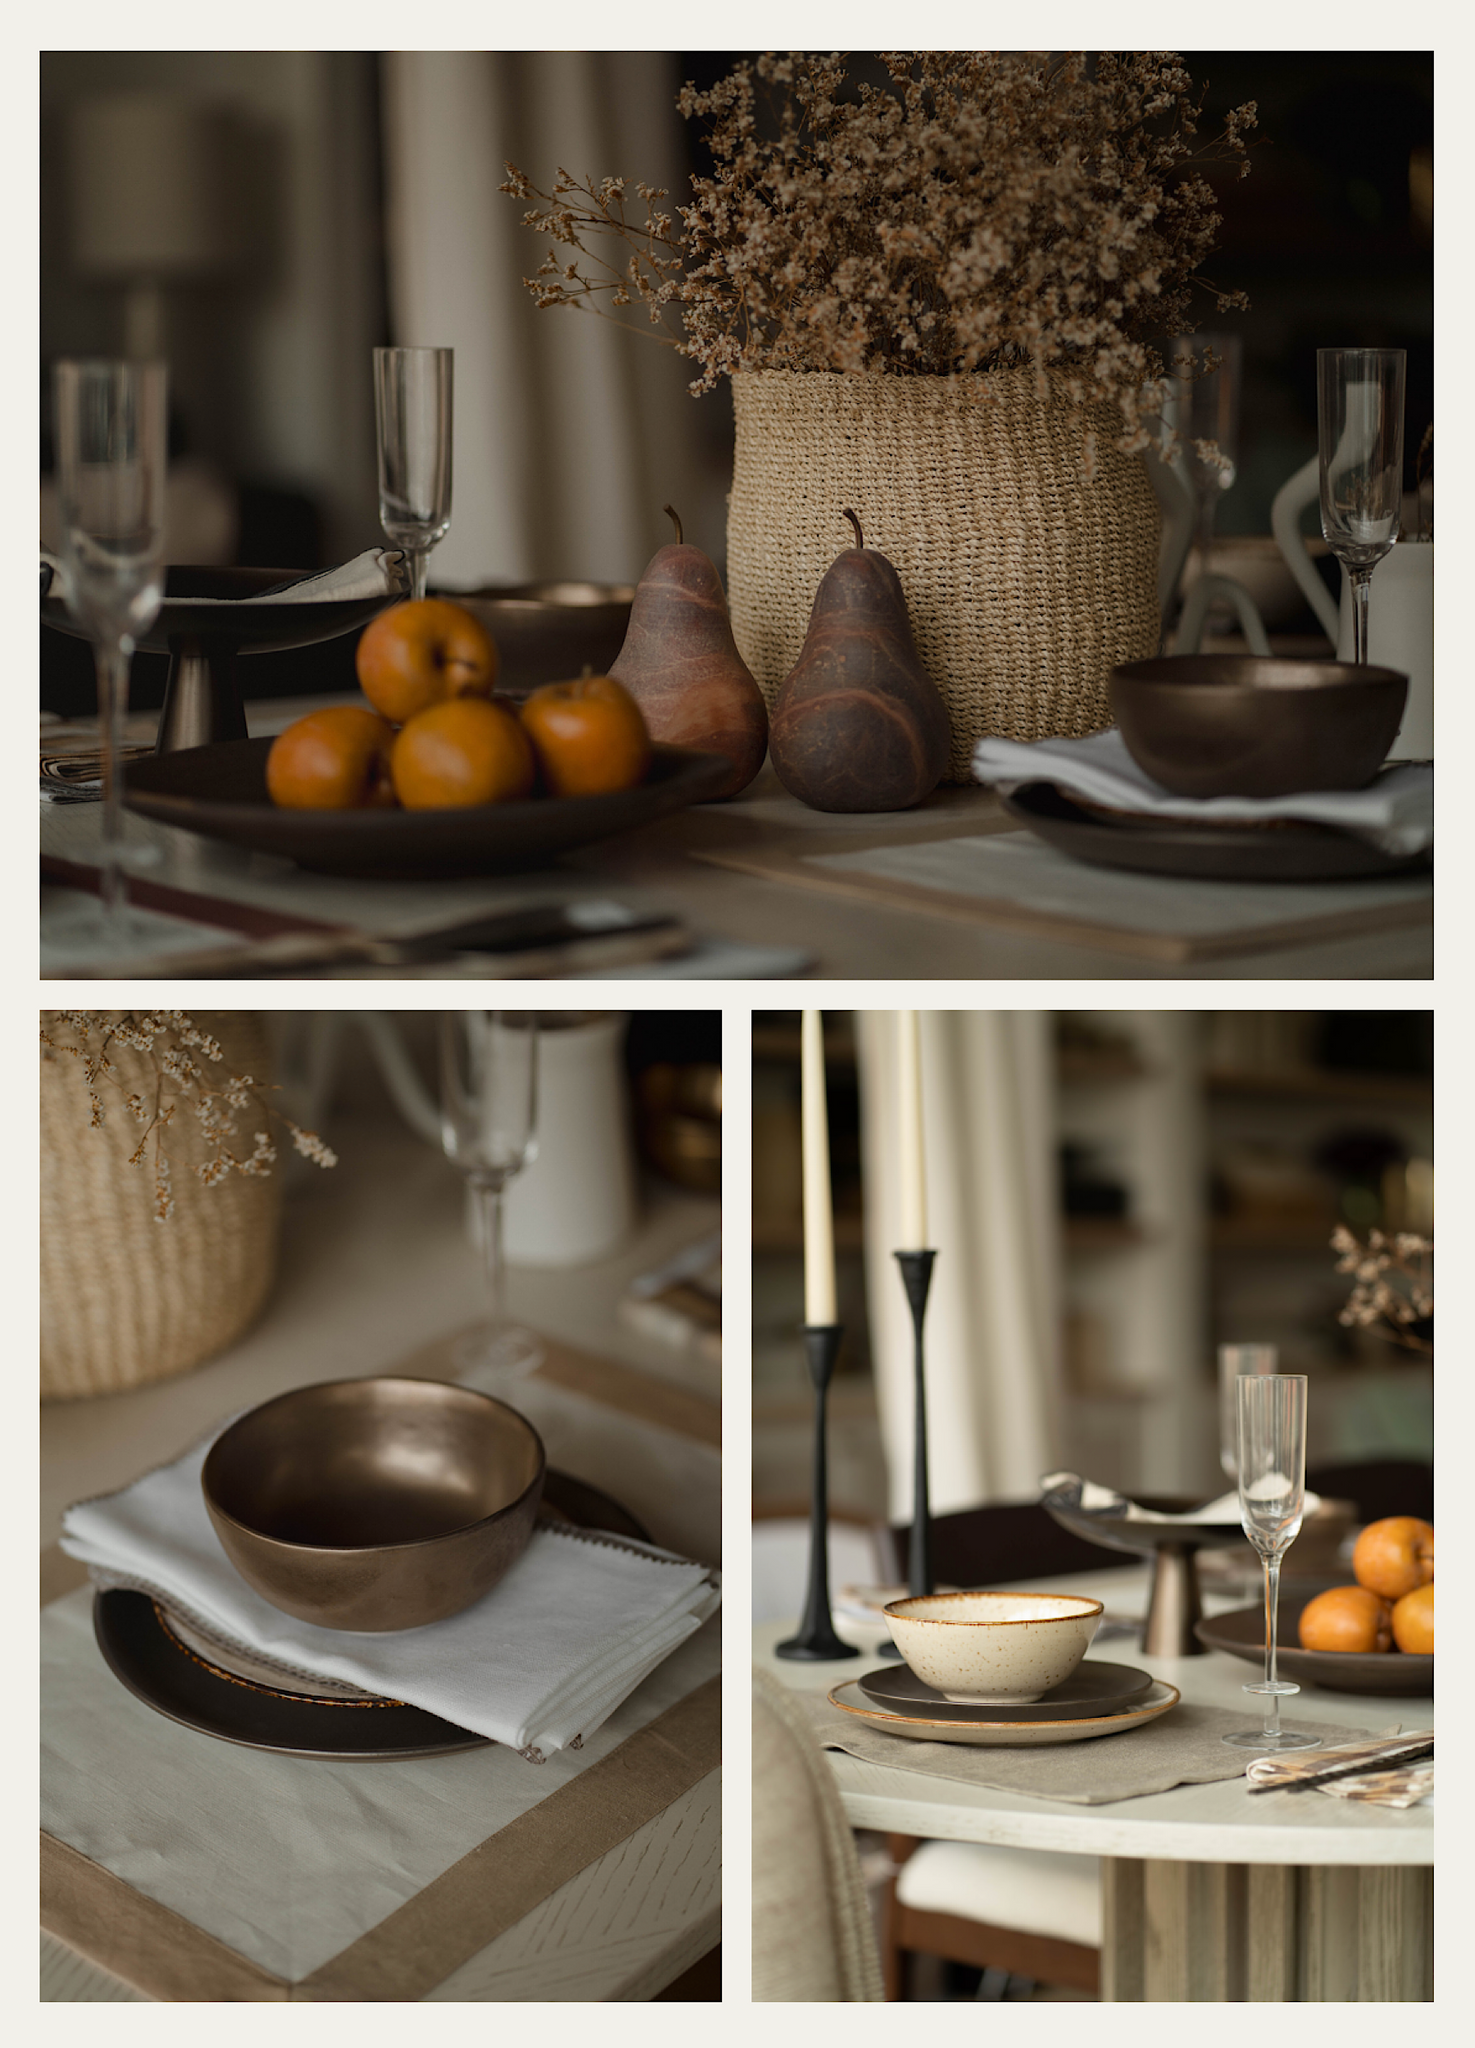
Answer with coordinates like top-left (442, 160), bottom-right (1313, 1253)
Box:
top-left (770, 512), bottom-right (950, 812)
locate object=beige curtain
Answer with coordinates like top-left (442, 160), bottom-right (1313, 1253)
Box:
top-left (379, 52), bottom-right (711, 589)
top-left (857, 1010), bottom-right (1064, 1522)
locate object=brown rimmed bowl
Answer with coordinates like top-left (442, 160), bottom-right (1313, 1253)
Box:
top-left (883, 1590), bottom-right (1103, 1703)
top-left (1110, 656), bottom-right (1408, 799)
top-left (202, 1377), bottom-right (546, 1631)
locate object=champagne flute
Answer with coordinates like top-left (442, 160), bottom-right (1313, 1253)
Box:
top-left (373, 346), bottom-right (452, 600)
top-left (1216, 1342), bottom-right (1278, 1481)
top-left (1223, 1373), bottom-right (1321, 1752)
top-left (51, 358), bottom-right (168, 921)
top-left (1170, 332), bottom-right (1242, 574)
top-left (439, 1011), bottom-right (541, 1385)
top-left (1318, 347), bottom-right (1405, 665)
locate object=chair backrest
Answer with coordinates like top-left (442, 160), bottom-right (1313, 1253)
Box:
top-left (1304, 1460), bottom-right (1433, 1525)
top-left (752, 1669), bottom-right (884, 2002)
top-left (886, 1497), bottom-right (1123, 1590)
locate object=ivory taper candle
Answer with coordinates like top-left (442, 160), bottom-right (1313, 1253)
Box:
top-left (898, 1010), bottom-right (927, 1248)
top-left (801, 1009), bottom-right (837, 1325)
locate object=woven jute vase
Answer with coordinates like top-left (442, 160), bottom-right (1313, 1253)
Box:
top-left (40, 1014), bottom-right (284, 1402)
top-left (727, 368), bottom-right (1162, 782)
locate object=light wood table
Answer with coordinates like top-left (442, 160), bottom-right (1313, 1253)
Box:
top-left (40, 706), bottom-right (1432, 980)
top-left (757, 1565), bottom-right (1433, 2002)
top-left (42, 1103), bottom-right (721, 2002)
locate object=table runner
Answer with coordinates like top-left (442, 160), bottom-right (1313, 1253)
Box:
top-left (697, 830), bottom-right (1432, 963)
top-left (41, 1331), bottom-right (721, 2001)
top-left (799, 1689), bottom-right (1376, 1805)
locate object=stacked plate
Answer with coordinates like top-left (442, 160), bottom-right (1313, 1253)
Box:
top-left (828, 1658), bottom-right (1180, 1748)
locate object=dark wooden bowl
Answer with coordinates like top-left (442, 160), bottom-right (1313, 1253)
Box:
top-left (124, 735), bottom-right (730, 879)
top-left (452, 581), bottom-right (635, 692)
top-left (202, 1378), bottom-right (545, 1632)
top-left (1110, 656), bottom-right (1408, 798)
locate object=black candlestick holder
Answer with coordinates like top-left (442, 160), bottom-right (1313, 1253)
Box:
top-left (775, 1323), bottom-right (859, 1662)
top-left (880, 1248), bottom-right (937, 1655)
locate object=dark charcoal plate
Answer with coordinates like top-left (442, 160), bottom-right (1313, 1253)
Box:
top-left (42, 565), bottom-right (397, 660)
top-left (124, 735), bottom-right (731, 879)
top-left (1002, 781), bottom-right (1431, 884)
top-left (1041, 1484), bottom-right (1244, 1559)
top-left (859, 1657), bottom-right (1154, 1723)
top-left (92, 1470), bottom-right (651, 1758)
top-left (1196, 1589), bottom-right (1433, 1697)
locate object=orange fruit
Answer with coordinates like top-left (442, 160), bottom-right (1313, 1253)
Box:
top-left (390, 696), bottom-right (535, 810)
top-left (519, 674), bottom-right (651, 797)
top-left (1352, 1516), bottom-right (1433, 1602)
top-left (266, 705), bottom-right (396, 810)
top-left (1297, 1584), bottom-right (1393, 1654)
top-left (1391, 1582), bottom-right (1433, 1655)
top-left (356, 599), bottom-right (498, 725)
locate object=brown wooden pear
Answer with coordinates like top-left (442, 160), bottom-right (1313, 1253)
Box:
top-left (609, 506), bottom-right (768, 800)
top-left (769, 511), bottom-right (950, 812)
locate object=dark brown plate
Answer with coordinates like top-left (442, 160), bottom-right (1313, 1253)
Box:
top-left (124, 735), bottom-right (731, 879)
top-left (859, 1657), bottom-right (1153, 1723)
top-left (43, 565), bottom-right (395, 658)
top-left (1003, 781), bottom-right (1431, 883)
top-left (91, 1470), bottom-right (651, 1758)
top-left (1196, 1591), bottom-right (1433, 1697)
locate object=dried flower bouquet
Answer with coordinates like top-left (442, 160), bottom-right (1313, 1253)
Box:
top-left (504, 51), bottom-right (1255, 459)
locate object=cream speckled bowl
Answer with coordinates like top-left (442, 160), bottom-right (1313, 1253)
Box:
top-left (883, 1591), bottom-right (1103, 1703)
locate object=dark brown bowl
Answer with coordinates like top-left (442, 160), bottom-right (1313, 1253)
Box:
top-left (1110, 657), bottom-right (1408, 798)
top-left (452, 581), bottom-right (635, 692)
top-left (123, 735), bottom-right (730, 879)
top-left (202, 1378), bottom-right (546, 1631)
top-left (1195, 1587), bottom-right (1433, 1697)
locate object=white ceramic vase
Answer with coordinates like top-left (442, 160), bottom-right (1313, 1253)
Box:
top-left (1336, 541), bottom-right (1433, 760)
top-left (499, 1012), bottom-right (637, 1267)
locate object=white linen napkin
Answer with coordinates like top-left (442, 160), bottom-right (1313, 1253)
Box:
top-left (42, 547), bottom-right (407, 608)
top-left (973, 728), bottom-right (1433, 856)
top-left (1041, 1473), bottom-right (1321, 1525)
top-left (60, 1420), bottom-right (720, 1760)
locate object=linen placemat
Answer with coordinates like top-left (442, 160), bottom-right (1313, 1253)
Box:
top-left (43, 1588), bottom-right (718, 2000)
top-left (800, 1689), bottom-right (1376, 1804)
top-left (696, 829), bottom-right (1431, 963)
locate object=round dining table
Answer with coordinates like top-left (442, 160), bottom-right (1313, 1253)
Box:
top-left (756, 1562), bottom-right (1433, 2001)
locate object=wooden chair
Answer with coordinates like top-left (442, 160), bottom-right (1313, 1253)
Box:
top-left (876, 1499), bottom-right (1119, 2001)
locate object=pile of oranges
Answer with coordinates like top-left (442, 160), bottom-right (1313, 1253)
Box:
top-left (1297, 1515), bottom-right (1433, 1655)
top-left (266, 599), bottom-right (651, 812)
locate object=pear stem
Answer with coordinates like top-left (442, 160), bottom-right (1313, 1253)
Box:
top-left (842, 507), bottom-right (864, 550)
top-left (663, 504), bottom-right (684, 545)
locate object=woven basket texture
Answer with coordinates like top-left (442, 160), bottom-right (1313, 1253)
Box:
top-left (727, 368), bottom-right (1162, 781)
top-left (41, 1014), bottom-right (283, 1402)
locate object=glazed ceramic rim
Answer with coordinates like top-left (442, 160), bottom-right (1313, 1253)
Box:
top-left (884, 1592), bottom-right (1104, 1629)
top-left (202, 1377), bottom-right (546, 1557)
top-left (827, 1677), bottom-right (1179, 1733)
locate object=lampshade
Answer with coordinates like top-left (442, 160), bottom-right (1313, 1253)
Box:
top-left (67, 92), bottom-right (236, 280)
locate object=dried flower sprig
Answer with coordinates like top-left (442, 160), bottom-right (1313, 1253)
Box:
top-left (41, 1012), bottom-right (336, 1223)
top-left (503, 52), bottom-right (1256, 457)
top-left (1331, 1224), bottom-right (1432, 1356)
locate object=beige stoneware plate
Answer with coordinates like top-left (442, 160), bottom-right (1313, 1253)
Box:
top-left (827, 1676), bottom-right (1180, 1747)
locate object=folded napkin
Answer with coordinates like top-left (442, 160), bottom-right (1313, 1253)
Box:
top-left (42, 547), bottom-right (407, 608)
top-left (1246, 1729), bottom-right (1433, 1806)
top-left (1041, 1472), bottom-right (1320, 1526)
top-left (973, 728), bottom-right (1433, 856)
top-left (61, 1420), bottom-right (720, 1761)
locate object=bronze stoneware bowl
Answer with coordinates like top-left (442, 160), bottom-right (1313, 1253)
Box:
top-left (1110, 656), bottom-right (1408, 799)
top-left (202, 1377), bottom-right (546, 1631)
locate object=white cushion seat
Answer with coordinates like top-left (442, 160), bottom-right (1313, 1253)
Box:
top-left (895, 1838), bottom-right (1102, 1950)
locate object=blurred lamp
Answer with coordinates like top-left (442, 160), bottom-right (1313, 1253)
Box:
top-left (66, 92), bottom-right (238, 358)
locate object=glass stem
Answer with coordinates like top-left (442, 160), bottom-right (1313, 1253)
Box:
top-left (94, 637), bottom-right (131, 916)
top-left (1263, 1552), bottom-right (1283, 1738)
top-left (472, 1174), bottom-right (509, 1337)
top-left (408, 549), bottom-right (429, 603)
top-left (1349, 567), bottom-right (1373, 664)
